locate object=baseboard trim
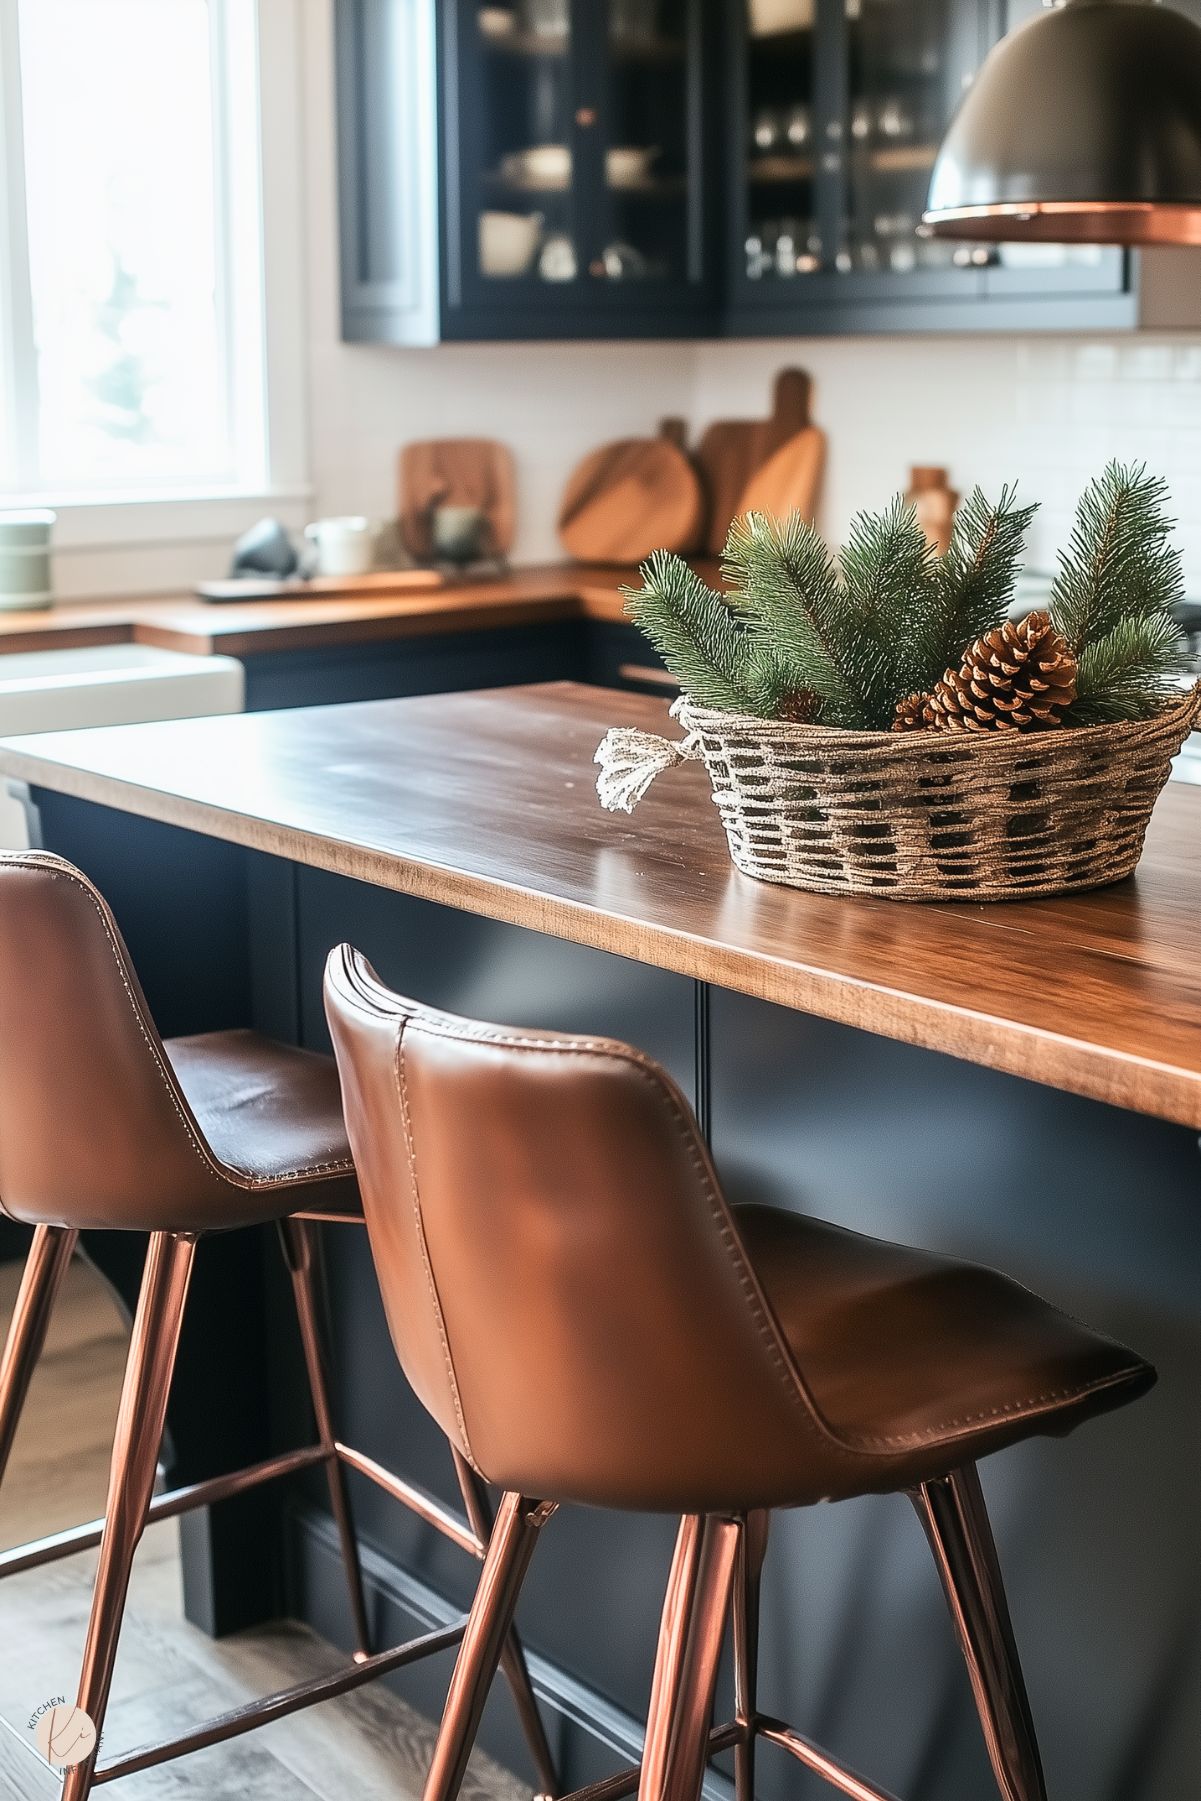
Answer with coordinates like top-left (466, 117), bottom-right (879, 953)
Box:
top-left (287, 1503), bottom-right (735, 1801)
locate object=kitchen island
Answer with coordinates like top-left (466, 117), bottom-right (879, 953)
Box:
top-left (1, 684), bottom-right (1198, 1801)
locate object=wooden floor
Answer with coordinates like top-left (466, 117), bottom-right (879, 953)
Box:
top-left (0, 1254), bottom-right (528, 1801)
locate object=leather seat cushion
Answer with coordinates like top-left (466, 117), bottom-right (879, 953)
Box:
top-left (736, 1203), bottom-right (1154, 1493)
top-left (167, 1030), bottom-right (361, 1225)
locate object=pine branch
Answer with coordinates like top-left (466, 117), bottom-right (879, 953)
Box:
top-left (721, 512), bottom-right (871, 727)
top-left (1071, 613), bottom-right (1184, 724)
top-left (622, 551), bottom-right (759, 713)
top-left (838, 496), bottom-right (939, 724)
top-left (910, 484), bottom-right (1037, 692)
top-left (1050, 462), bottom-right (1182, 654)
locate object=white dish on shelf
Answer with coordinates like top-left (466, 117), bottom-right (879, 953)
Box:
top-left (478, 6), bottom-right (516, 37)
top-left (479, 209), bottom-right (544, 275)
top-left (606, 145), bottom-right (660, 188)
top-left (747, 0), bottom-right (815, 35)
top-left (501, 143), bottom-right (571, 188)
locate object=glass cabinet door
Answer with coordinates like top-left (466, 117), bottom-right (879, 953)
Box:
top-left (445, 0), bottom-right (713, 330)
top-left (837, 0), bottom-right (984, 287)
top-left (459, 0), bottom-right (583, 294)
top-left (581, 0), bottom-right (706, 292)
top-left (736, 0), bottom-right (824, 287)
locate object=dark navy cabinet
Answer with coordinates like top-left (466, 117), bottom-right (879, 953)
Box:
top-left (337, 0), bottom-right (1201, 343)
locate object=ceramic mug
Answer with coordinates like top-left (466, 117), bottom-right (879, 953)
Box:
top-left (432, 505), bottom-right (488, 566)
top-left (304, 516), bottom-right (376, 577)
top-left (0, 510), bottom-right (55, 612)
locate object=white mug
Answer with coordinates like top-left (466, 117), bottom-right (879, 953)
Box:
top-left (304, 515), bottom-right (376, 577)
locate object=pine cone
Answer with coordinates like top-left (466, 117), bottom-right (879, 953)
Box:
top-left (892, 691), bottom-right (935, 732)
top-left (926, 611), bottom-right (1078, 734)
top-left (777, 688), bottom-right (823, 725)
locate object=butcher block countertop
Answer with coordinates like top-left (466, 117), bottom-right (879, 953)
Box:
top-left (0, 563), bottom-right (657, 658)
top-left (3, 681), bottom-right (1200, 1129)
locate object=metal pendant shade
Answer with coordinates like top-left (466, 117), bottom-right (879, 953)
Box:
top-left (924, 0), bottom-right (1201, 245)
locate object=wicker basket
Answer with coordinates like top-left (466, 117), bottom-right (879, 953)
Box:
top-left (596, 685), bottom-right (1200, 902)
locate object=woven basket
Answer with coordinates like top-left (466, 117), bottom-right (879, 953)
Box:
top-left (595, 685), bottom-right (1200, 902)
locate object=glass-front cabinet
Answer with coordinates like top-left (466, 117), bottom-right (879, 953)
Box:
top-left (440, 0), bottom-right (715, 337)
top-left (336, 0), bottom-right (1179, 345)
top-left (727, 0), bottom-right (1129, 332)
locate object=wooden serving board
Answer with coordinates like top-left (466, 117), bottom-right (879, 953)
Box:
top-left (399, 438), bottom-right (517, 561)
top-left (196, 570), bottom-right (445, 604)
top-left (695, 367), bottom-right (817, 554)
top-left (557, 419), bottom-right (704, 564)
top-left (737, 422), bottom-right (825, 526)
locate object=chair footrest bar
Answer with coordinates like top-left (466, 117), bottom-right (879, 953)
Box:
top-left (0, 1445), bottom-right (331, 1580)
top-left (756, 1716), bottom-right (902, 1801)
top-left (335, 1441), bottom-right (484, 1559)
top-left (556, 1718), bottom-right (745, 1801)
top-left (92, 1618), bottom-right (469, 1784)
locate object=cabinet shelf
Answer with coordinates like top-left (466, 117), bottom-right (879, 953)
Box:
top-left (479, 25), bottom-right (685, 64)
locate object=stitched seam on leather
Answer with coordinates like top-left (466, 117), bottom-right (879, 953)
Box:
top-left (393, 1015), bottom-right (478, 1467)
top-left (836, 1364), bottom-right (1149, 1451)
top-left (7, 858), bottom-right (353, 1191)
top-left (402, 1017), bottom-right (839, 1454)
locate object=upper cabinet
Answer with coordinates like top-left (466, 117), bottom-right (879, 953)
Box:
top-left (337, 0), bottom-right (1201, 344)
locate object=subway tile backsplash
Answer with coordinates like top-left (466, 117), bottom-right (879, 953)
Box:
top-left (693, 336), bottom-right (1201, 591)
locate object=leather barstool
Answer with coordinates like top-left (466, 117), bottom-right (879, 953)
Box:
top-left (0, 853), bottom-right (556, 1801)
top-left (324, 945), bottom-right (1157, 1801)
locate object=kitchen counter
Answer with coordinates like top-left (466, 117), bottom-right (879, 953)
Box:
top-left (3, 680), bottom-right (1200, 1126)
top-left (3, 682), bottom-right (1197, 1801)
top-left (0, 563), bottom-right (648, 658)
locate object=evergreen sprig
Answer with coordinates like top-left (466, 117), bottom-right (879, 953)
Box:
top-left (1049, 462), bottom-right (1183, 724)
top-left (721, 511), bottom-right (872, 726)
top-left (622, 550), bottom-right (758, 714)
top-left (623, 464), bottom-right (1185, 731)
top-left (910, 484), bottom-right (1039, 692)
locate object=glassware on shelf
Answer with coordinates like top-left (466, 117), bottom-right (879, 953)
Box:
top-left (538, 233), bottom-right (577, 280)
top-left (751, 107), bottom-right (782, 153)
top-left (784, 104), bottom-right (812, 150)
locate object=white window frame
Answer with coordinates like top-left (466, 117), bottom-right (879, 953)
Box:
top-left (0, 0), bottom-right (309, 563)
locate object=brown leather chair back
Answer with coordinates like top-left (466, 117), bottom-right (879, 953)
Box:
top-left (325, 945), bottom-right (849, 1511)
top-left (0, 852), bottom-right (229, 1230)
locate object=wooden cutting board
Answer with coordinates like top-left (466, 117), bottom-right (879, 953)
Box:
top-left (695, 368), bottom-right (817, 554)
top-left (399, 438), bottom-right (517, 561)
top-left (557, 419), bottom-right (705, 565)
top-left (736, 423), bottom-right (826, 527)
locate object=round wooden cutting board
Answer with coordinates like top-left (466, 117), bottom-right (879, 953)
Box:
top-left (558, 426), bottom-right (704, 564)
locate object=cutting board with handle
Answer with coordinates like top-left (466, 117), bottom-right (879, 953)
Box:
top-left (558, 419), bottom-right (705, 565)
top-left (696, 368), bottom-right (820, 553)
top-left (399, 438), bottom-right (517, 561)
top-left (736, 421), bottom-right (825, 529)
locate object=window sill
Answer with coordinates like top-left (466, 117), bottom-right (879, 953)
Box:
top-left (2, 487), bottom-right (314, 551)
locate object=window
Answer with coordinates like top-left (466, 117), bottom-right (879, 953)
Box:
top-left (0, 0), bottom-right (271, 505)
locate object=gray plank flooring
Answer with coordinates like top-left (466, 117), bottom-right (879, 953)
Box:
top-left (0, 1254), bottom-right (528, 1801)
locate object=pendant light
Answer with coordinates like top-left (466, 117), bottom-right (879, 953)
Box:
top-left (923, 0), bottom-right (1201, 245)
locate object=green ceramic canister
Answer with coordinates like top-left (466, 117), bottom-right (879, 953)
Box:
top-left (0, 510), bottom-right (55, 611)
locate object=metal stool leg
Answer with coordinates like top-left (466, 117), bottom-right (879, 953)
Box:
top-left (639, 1515), bottom-right (741, 1801)
top-left (733, 1510), bottom-right (769, 1801)
top-left (280, 1217), bottom-right (372, 1661)
top-left (0, 1224), bottom-right (78, 1487)
top-left (451, 1450), bottom-right (560, 1799)
top-left (424, 1492), bottom-right (556, 1801)
top-left (61, 1232), bottom-right (196, 1801)
top-left (912, 1465), bottom-right (1048, 1801)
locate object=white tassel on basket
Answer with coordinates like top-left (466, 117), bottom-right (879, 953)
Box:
top-left (594, 706), bottom-right (701, 814)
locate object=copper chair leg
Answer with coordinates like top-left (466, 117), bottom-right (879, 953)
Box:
top-left (638, 1515), bottom-right (741, 1801)
top-left (0, 1224), bottom-right (78, 1487)
top-left (733, 1510), bottom-right (770, 1801)
top-left (61, 1231), bottom-right (197, 1801)
top-left (423, 1491), bottom-right (557, 1801)
top-left (912, 1465), bottom-right (1048, 1801)
top-left (451, 1449), bottom-right (560, 1799)
top-left (279, 1217), bottom-right (372, 1661)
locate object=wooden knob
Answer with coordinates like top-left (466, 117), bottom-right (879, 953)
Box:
top-left (589, 258), bottom-right (607, 278)
top-left (575, 107), bottom-right (598, 128)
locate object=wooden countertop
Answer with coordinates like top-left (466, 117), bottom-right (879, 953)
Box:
top-left (3, 682), bottom-right (1201, 1128)
top-left (0, 563), bottom-right (650, 658)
